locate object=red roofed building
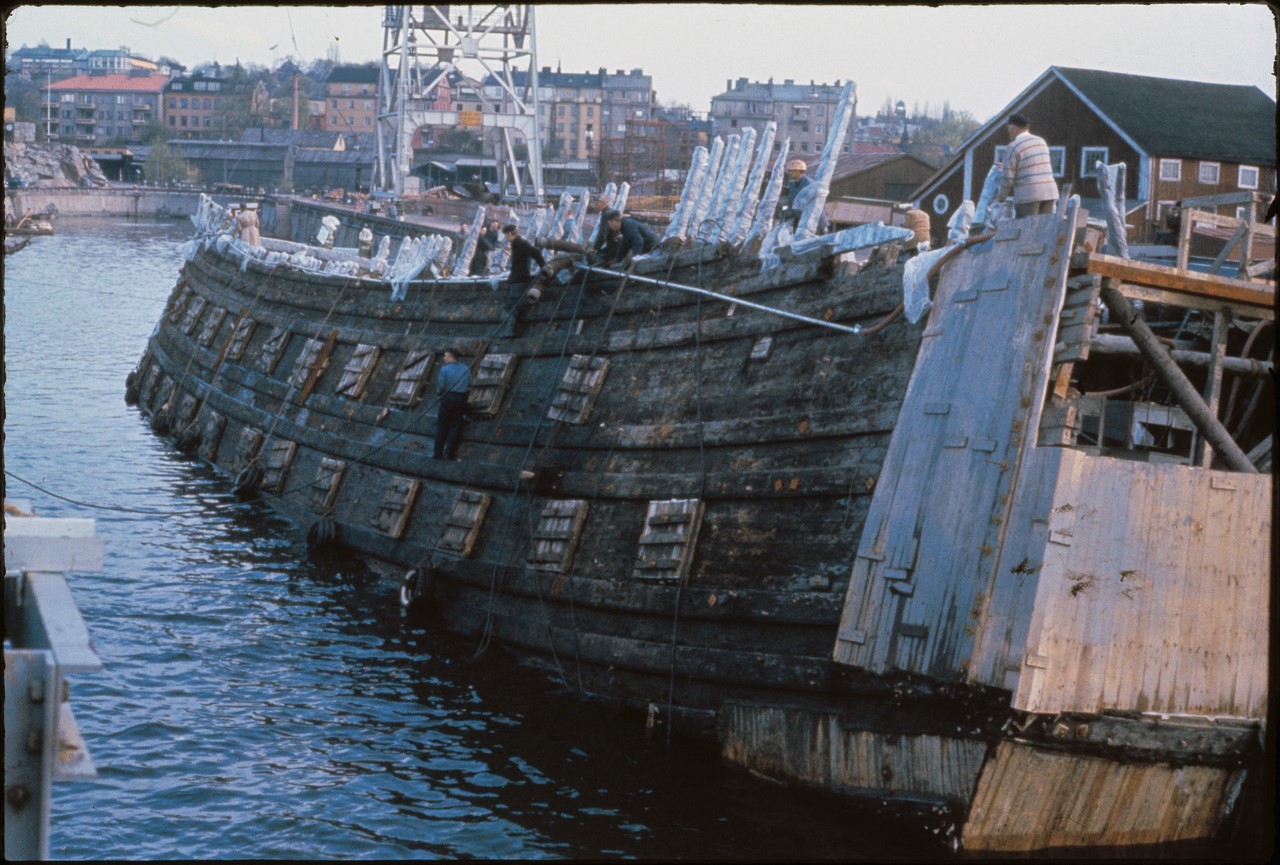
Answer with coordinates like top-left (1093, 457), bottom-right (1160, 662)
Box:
top-left (45, 72), bottom-right (169, 146)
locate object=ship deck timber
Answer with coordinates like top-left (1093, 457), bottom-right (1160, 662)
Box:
top-left (132, 195), bottom-right (1272, 854)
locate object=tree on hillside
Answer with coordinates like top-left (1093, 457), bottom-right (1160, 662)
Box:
top-left (3, 73), bottom-right (41, 129)
top-left (143, 140), bottom-right (199, 185)
top-left (904, 111), bottom-right (980, 168)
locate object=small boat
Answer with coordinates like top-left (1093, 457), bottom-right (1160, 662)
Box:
top-left (129, 90), bottom-right (1273, 854)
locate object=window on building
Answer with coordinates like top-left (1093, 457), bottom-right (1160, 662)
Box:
top-left (365, 117), bottom-right (372, 126)
top-left (994, 145), bottom-right (1008, 164)
top-left (730, 119), bottom-right (738, 128)
top-left (348, 100), bottom-right (355, 109)
top-left (204, 118), bottom-right (211, 127)
top-left (180, 98), bottom-right (188, 108)
top-left (169, 116), bottom-right (176, 126)
top-left (204, 98), bottom-right (211, 109)
top-left (586, 106), bottom-right (593, 117)
top-left (364, 100), bottom-right (372, 110)
top-left (194, 81), bottom-right (206, 91)
top-left (800, 142), bottom-right (808, 151)
top-left (841, 144), bottom-right (850, 153)
top-left (1081, 147), bottom-right (1108, 176)
top-left (331, 99), bottom-right (338, 109)
top-left (342, 84), bottom-right (350, 95)
top-left (1159, 159), bottom-right (1181, 181)
top-left (330, 116), bottom-right (337, 126)
top-left (815, 123), bottom-right (824, 134)
top-left (1198, 162), bottom-right (1220, 184)
top-left (180, 116), bottom-right (187, 127)
top-left (1049, 146), bottom-right (1066, 177)
top-left (932, 193), bottom-right (950, 215)
top-left (1235, 205), bottom-right (1249, 221)
top-left (558, 105), bottom-right (565, 117)
top-left (214, 98), bottom-right (221, 108)
top-left (117, 94), bottom-right (128, 104)
top-left (1238, 165), bottom-right (1259, 189)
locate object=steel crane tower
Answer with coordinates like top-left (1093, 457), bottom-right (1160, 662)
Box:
top-left (374, 5), bottom-right (544, 201)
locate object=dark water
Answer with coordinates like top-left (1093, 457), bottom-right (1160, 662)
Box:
top-left (4, 219), bottom-right (944, 861)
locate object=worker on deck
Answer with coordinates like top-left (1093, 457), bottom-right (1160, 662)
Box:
top-left (498, 223), bottom-right (547, 338)
top-left (594, 209), bottom-right (659, 264)
top-left (236, 202), bottom-right (261, 247)
top-left (996, 113), bottom-right (1059, 217)
top-left (433, 348), bottom-right (471, 461)
top-left (778, 159), bottom-right (828, 234)
top-left (469, 219), bottom-right (499, 276)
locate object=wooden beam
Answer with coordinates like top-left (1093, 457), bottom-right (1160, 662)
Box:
top-left (1085, 253), bottom-right (1275, 311)
top-left (1099, 283), bottom-right (1256, 473)
top-left (1178, 190), bottom-right (1265, 211)
top-left (1207, 223), bottom-right (1247, 275)
top-left (1196, 308), bottom-right (1230, 468)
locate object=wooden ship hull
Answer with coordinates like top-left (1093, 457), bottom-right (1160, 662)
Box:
top-left (129, 138), bottom-right (1272, 851)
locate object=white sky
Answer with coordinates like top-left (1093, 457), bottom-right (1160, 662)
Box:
top-left (5, 4), bottom-right (1276, 120)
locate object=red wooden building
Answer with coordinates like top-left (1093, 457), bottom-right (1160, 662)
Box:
top-left (912, 67), bottom-right (1276, 244)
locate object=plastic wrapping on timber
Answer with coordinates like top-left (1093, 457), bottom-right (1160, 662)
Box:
top-left (902, 245), bottom-right (950, 323)
top-left (612, 181), bottom-right (631, 222)
top-left (686, 137), bottom-right (726, 245)
top-left (709, 127), bottom-right (757, 244)
top-left (1097, 161), bottom-right (1129, 259)
top-left (449, 206), bottom-right (487, 277)
top-left (796, 80), bottom-right (854, 241)
top-left (699, 134), bottom-right (742, 242)
top-left (586, 181), bottom-right (618, 250)
top-left (744, 138), bottom-right (791, 254)
top-left (947, 201), bottom-right (975, 246)
top-left (545, 191), bottom-right (574, 242)
top-left (567, 191), bottom-right (591, 245)
top-left (664, 146), bottom-right (710, 242)
top-left (725, 122), bottom-right (775, 245)
top-left (972, 164), bottom-right (1003, 231)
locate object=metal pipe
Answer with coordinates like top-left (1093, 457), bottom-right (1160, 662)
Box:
top-left (1100, 284), bottom-right (1257, 472)
top-left (577, 264), bottom-right (864, 335)
top-left (1088, 334), bottom-right (1273, 378)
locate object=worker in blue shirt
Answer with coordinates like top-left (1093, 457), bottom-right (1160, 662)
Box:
top-left (594, 209), bottom-right (659, 264)
top-left (433, 348), bottom-right (471, 460)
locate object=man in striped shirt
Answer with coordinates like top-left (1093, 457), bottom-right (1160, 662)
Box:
top-left (997, 113), bottom-right (1059, 217)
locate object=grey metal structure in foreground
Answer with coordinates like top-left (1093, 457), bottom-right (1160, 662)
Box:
top-left (4, 514), bottom-right (104, 861)
top-left (375, 5), bottom-right (545, 201)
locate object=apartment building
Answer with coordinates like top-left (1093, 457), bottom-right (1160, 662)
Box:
top-left (44, 71), bottom-right (167, 146)
top-left (710, 77), bottom-right (853, 157)
top-left (165, 72), bottom-right (268, 140)
top-left (324, 65), bottom-right (380, 133)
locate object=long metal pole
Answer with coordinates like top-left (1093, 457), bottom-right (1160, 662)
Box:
top-left (577, 264), bottom-right (864, 335)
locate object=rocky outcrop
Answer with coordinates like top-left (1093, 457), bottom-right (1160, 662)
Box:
top-left (4, 141), bottom-right (110, 188)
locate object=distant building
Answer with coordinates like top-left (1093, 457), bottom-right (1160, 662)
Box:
top-left (324, 65), bottom-right (381, 133)
top-left (828, 152), bottom-right (938, 202)
top-left (912, 66), bottom-right (1277, 244)
top-left (710, 77), bottom-right (852, 158)
top-left (482, 67), bottom-right (655, 159)
top-left (45, 72), bottom-right (168, 146)
top-left (165, 71), bottom-right (268, 140)
top-left (7, 39), bottom-right (86, 80)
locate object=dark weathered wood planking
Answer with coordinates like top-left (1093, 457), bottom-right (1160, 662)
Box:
top-left (136, 239), bottom-right (928, 726)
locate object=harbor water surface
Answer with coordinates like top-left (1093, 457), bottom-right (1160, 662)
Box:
top-left (4, 219), bottom-right (945, 860)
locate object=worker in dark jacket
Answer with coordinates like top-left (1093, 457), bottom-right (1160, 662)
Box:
top-left (469, 220), bottom-right (499, 275)
top-left (498, 224), bottom-right (546, 338)
top-left (433, 348), bottom-right (471, 460)
top-left (594, 209), bottom-right (659, 264)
